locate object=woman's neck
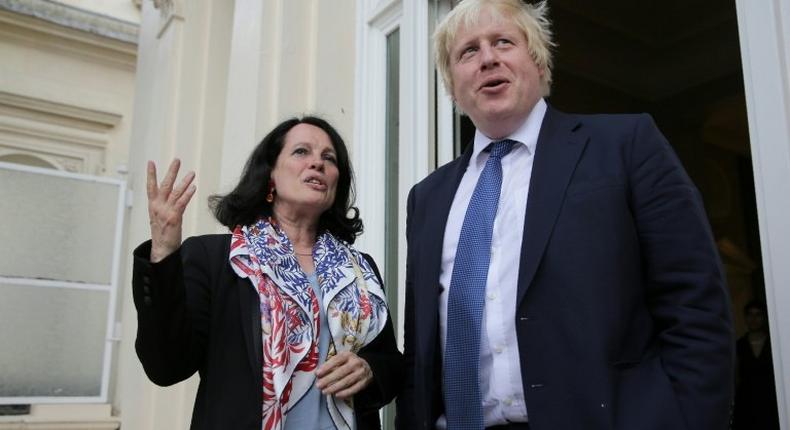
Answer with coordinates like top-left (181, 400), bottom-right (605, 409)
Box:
top-left (272, 207), bottom-right (319, 253)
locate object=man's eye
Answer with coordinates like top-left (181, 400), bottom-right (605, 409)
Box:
top-left (496, 38), bottom-right (512, 46)
top-left (460, 46), bottom-right (477, 59)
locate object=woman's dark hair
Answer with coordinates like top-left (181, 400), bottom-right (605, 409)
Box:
top-left (209, 116), bottom-right (363, 243)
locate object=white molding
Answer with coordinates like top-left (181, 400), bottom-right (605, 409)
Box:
top-left (0, 404), bottom-right (119, 429)
top-left (355, 0), bottom-right (434, 345)
top-left (353, 0), bottom-right (401, 269)
top-left (0, 9), bottom-right (137, 70)
top-left (0, 0), bottom-right (138, 43)
top-left (0, 91), bottom-right (122, 129)
top-left (735, 1), bottom-right (790, 428)
top-left (0, 115), bottom-right (110, 174)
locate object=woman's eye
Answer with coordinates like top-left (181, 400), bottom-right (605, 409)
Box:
top-left (293, 148), bottom-right (308, 155)
top-left (323, 154), bottom-right (337, 163)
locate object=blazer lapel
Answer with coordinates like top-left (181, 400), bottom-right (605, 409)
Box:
top-left (516, 107), bottom-right (587, 306)
top-left (238, 276), bottom-right (262, 384)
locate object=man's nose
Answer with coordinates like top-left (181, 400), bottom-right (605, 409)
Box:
top-left (479, 43), bottom-right (499, 69)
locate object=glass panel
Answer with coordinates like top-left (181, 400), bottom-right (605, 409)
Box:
top-left (382, 28), bottom-right (400, 430)
top-left (385, 28), bottom-right (400, 320)
top-left (0, 282), bottom-right (108, 397)
top-left (0, 167), bottom-right (119, 284)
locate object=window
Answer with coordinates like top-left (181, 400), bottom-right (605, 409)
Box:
top-left (0, 162), bottom-right (126, 404)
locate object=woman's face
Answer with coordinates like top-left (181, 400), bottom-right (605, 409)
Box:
top-left (270, 123), bottom-right (340, 220)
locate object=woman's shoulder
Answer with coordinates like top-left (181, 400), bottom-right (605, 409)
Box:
top-left (182, 233), bottom-right (233, 254)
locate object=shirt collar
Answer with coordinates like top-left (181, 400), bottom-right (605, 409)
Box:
top-left (470, 98), bottom-right (547, 166)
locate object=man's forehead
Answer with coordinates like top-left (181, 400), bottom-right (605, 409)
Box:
top-left (452, 12), bottom-right (523, 45)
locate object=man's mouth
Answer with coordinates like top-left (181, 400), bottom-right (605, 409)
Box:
top-left (480, 78), bottom-right (508, 90)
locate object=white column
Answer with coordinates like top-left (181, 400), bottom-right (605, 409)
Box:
top-left (118, 0), bottom-right (234, 428)
top-left (735, 1), bottom-right (790, 428)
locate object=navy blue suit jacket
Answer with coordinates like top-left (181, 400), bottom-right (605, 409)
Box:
top-left (397, 106), bottom-right (734, 430)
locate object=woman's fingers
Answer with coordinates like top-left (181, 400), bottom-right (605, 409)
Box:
top-left (167, 169), bottom-right (195, 204)
top-left (316, 351), bottom-right (373, 398)
top-left (159, 158), bottom-right (181, 196)
top-left (145, 159), bottom-right (196, 263)
top-left (146, 160), bottom-right (158, 201)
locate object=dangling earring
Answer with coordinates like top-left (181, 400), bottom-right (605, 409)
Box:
top-left (266, 181), bottom-right (275, 203)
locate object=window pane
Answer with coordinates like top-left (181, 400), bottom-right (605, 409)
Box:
top-left (0, 167), bottom-right (119, 284)
top-left (0, 282), bottom-right (108, 397)
top-left (385, 28), bottom-right (400, 317)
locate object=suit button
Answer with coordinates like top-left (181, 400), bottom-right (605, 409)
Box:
top-left (144, 296), bottom-right (152, 306)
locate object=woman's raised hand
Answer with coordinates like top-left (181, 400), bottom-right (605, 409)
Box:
top-left (146, 159), bottom-right (196, 263)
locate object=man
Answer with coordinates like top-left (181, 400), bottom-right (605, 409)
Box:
top-left (396, 1), bottom-right (734, 429)
top-left (732, 301), bottom-right (779, 430)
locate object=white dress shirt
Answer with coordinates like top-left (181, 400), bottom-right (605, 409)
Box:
top-left (437, 98), bottom-right (547, 428)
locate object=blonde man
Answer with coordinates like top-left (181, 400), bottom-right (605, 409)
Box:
top-left (397, 1), bottom-right (733, 429)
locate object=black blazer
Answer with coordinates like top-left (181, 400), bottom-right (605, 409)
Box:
top-left (397, 107), bottom-right (734, 430)
top-left (133, 234), bottom-right (402, 430)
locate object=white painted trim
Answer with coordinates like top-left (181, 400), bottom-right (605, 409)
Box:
top-left (735, 1), bottom-right (790, 428)
top-left (434, 1), bottom-right (455, 167)
top-left (0, 277), bottom-right (111, 292)
top-left (0, 91), bottom-right (122, 128)
top-left (353, 0), bottom-right (401, 269)
top-left (0, 161), bottom-right (124, 184)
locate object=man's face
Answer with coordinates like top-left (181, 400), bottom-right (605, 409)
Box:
top-left (745, 307), bottom-right (766, 332)
top-left (449, 7), bottom-right (544, 139)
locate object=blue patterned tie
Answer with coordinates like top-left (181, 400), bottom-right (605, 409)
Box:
top-left (444, 139), bottom-right (516, 430)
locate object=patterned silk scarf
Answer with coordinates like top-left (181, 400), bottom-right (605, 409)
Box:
top-left (229, 218), bottom-right (389, 430)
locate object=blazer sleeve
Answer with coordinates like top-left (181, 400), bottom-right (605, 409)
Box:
top-left (132, 237), bottom-right (212, 386)
top-left (353, 252), bottom-right (404, 413)
top-left (628, 114), bottom-right (734, 429)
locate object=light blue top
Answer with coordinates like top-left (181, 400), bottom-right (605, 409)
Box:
top-left (284, 273), bottom-right (337, 430)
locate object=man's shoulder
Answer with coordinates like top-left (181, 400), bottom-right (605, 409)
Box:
top-left (411, 156), bottom-right (464, 193)
top-left (550, 107), bottom-right (654, 131)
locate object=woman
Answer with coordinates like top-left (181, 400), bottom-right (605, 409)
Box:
top-left (132, 116), bottom-right (402, 430)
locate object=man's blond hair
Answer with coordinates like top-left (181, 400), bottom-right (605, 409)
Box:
top-left (434, 0), bottom-right (555, 98)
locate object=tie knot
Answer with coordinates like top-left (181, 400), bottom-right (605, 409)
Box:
top-left (487, 139), bottom-right (517, 160)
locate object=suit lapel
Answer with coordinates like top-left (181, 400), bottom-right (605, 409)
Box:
top-left (424, 149), bottom-right (472, 292)
top-left (516, 107), bottom-right (587, 306)
top-left (416, 148), bottom-right (471, 357)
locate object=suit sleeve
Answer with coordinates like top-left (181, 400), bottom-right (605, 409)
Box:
top-left (354, 253), bottom-right (404, 414)
top-left (628, 114), bottom-right (734, 429)
top-left (395, 187), bottom-right (418, 429)
top-left (132, 237), bottom-right (211, 386)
